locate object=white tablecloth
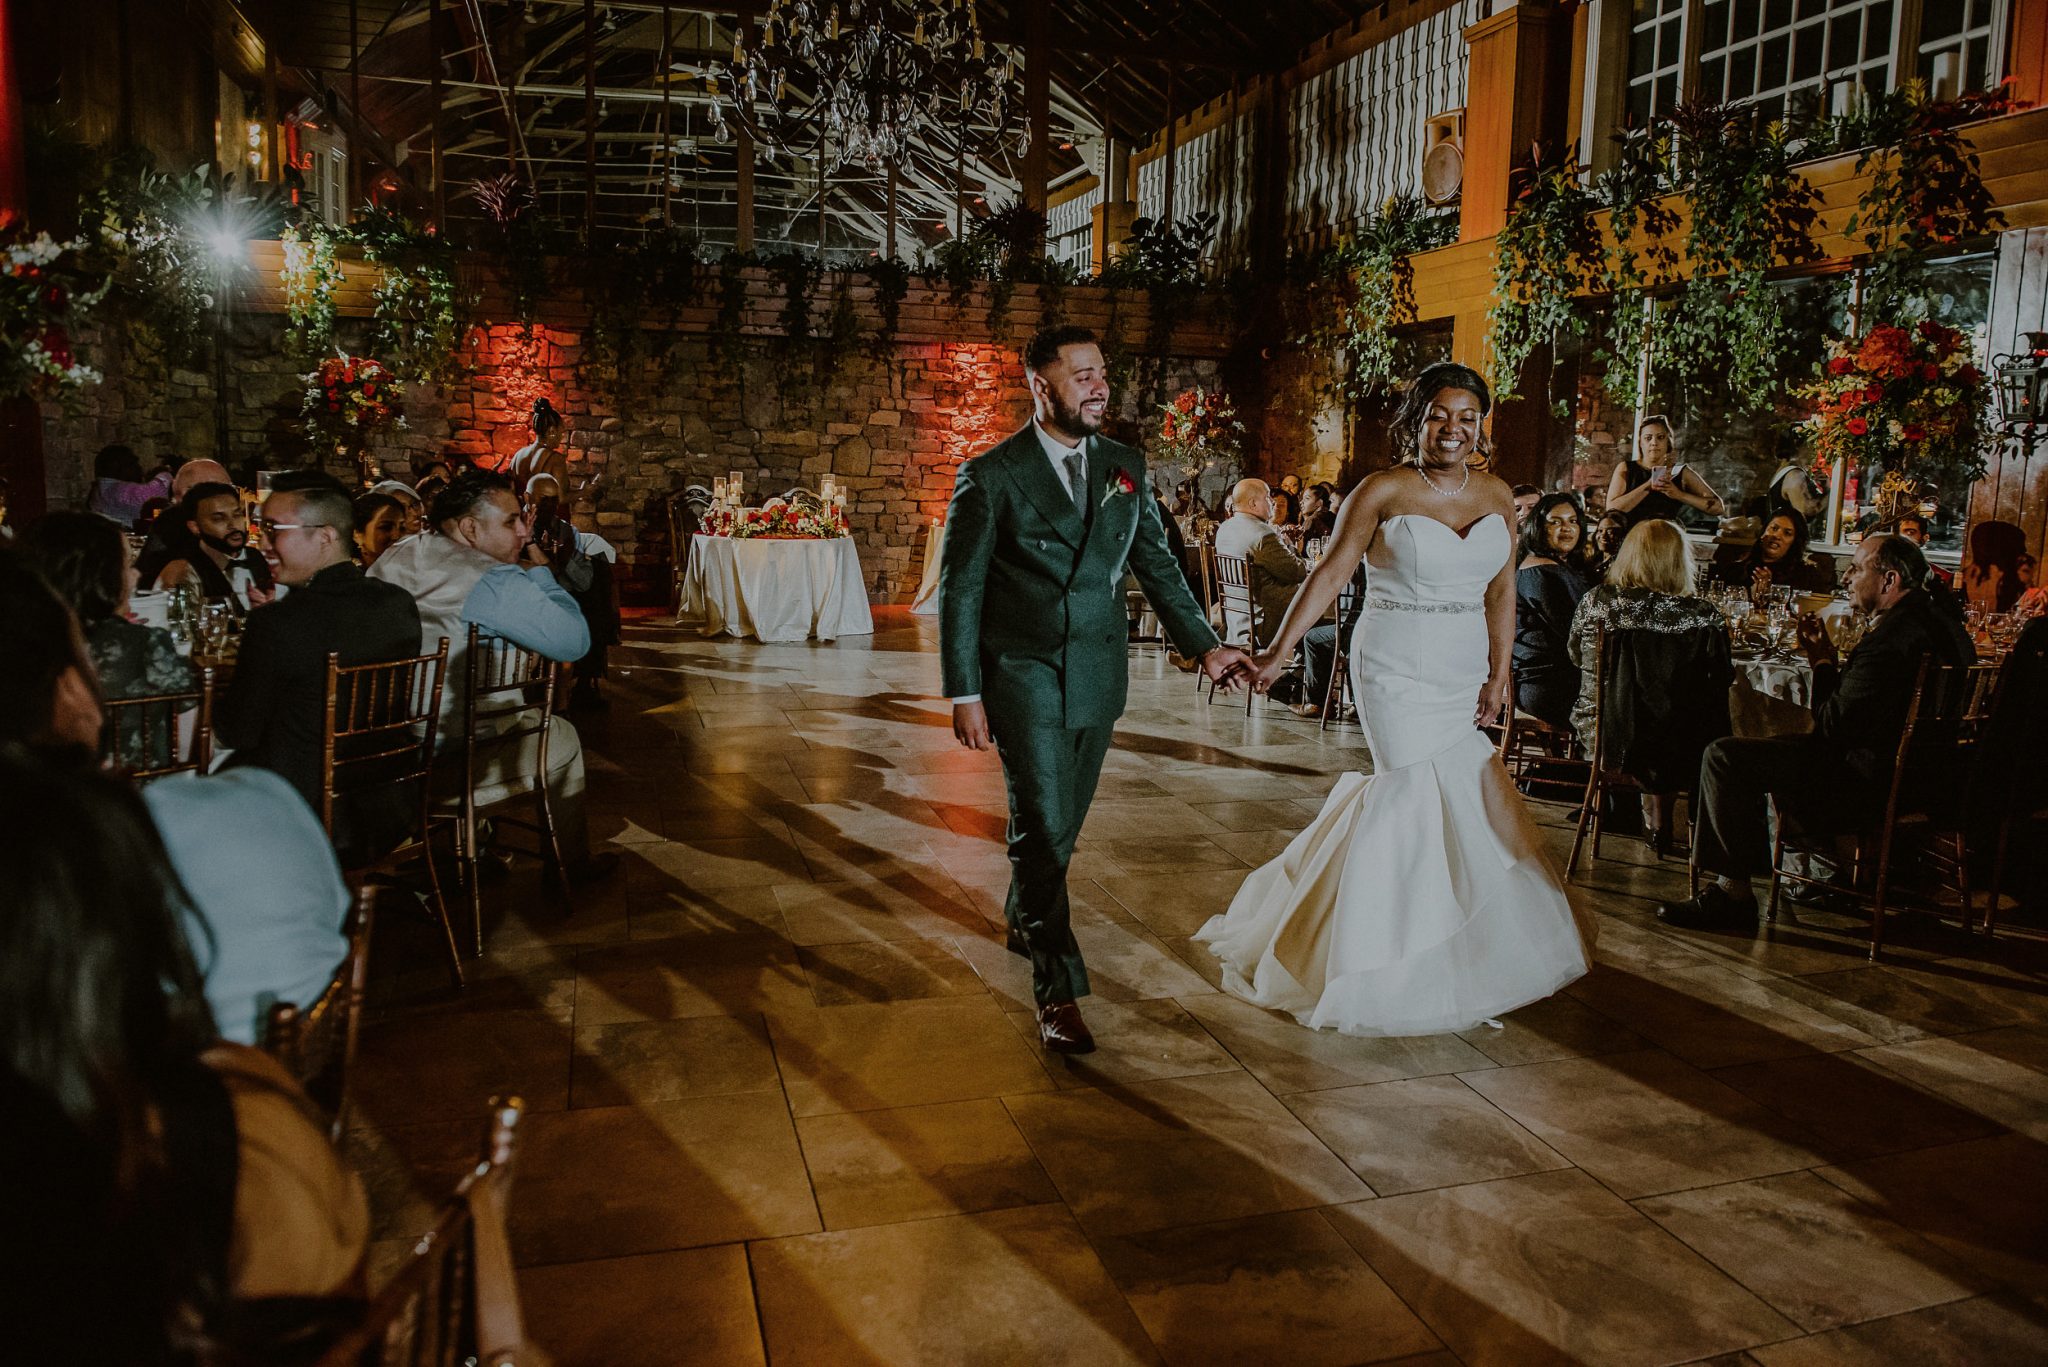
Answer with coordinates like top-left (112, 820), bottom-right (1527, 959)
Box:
top-left (683, 535), bottom-right (873, 643)
top-left (910, 521), bottom-right (944, 616)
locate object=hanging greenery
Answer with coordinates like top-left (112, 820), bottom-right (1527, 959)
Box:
top-left (1658, 101), bottom-right (1821, 411)
top-left (1840, 83), bottom-right (2010, 317)
top-left (710, 251), bottom-right (753, 379)
top-left (1486, 151), bottom-right (1603, 401)
top-left (351, 206), bottom-right (468, 385)
top-left (860, 256), bottom-right (911, 356)
top-left (1305, 195), bottom-right (1456, 401)
top-left (279, 221), bottom-right (343, 362)
top-left (584, 226), bottom-right (702, 384)
top-left (1099, 211), bottom-right (1220, 357)
top-left (1589, 129), bottom-right (1680, 410)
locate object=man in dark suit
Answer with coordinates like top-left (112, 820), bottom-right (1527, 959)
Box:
top-left (216, 472), bottom-right (422, 849)
top-left (940, 325), bottom-right (1250, 1054)
top-left (1660, 532), bottom-right (1974, 930)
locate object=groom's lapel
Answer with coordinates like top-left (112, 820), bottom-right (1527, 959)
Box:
top-left (1000, 425), bottom-right (1087, 549)
top-left (1078, 438), bottom-right (1137, 565)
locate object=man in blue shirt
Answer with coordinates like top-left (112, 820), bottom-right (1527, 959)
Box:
top-left (370, 469), bottom-right (614, 880)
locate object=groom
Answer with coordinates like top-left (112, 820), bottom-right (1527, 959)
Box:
top-left (939, 325), bottom-right (1250, 1054)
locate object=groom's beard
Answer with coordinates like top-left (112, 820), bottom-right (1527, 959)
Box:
top-left (1045, 392), bottom-right (1104, 444)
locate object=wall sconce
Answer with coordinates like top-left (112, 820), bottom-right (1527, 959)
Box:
top-left (1992, 330), bottom-right (2048, 458)
top-left (245, 119), bottom-right (264, 173)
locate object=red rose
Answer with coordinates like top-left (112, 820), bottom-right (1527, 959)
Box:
top-left (1918, 320), bottom-right (1941, 340)
top-left (1919, 363), bottom-right (1939, 381)
top-left (1827, 357), bottom-right (1854, 376)
top-left (1901, 423), bottom-right (1926, 441)
top-left (1846, 417), bottom-right (1869, 435)
top-left (1957, 364), bottom-right (1981, 386)
top-left (41, 283), bottom-right (66, 313)
top-left (362, 384), bottom-right (377, 398)
top-left (1864, 385), bottom-right (1885, 403)
top-left (328, 399), bottom-right (341, 412)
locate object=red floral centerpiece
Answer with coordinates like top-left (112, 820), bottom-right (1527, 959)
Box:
top-left (1799, 319), bottom-right (1989, 502)
top-left (303, 351), bottom-right (405, 483)
top-left (727, 498), bottom-right (846, 541)
top-left (1, 215), bottom-right (113, 401)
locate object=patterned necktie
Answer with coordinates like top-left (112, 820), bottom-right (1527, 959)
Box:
top-left (1064, 448), bottom-right (1086, 511)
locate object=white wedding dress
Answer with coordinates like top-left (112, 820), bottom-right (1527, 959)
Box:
top-left (1195, 513), bottom-right (1596, 1037)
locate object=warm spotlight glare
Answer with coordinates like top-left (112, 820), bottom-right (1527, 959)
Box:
top-left (204, 226), bottom-right (246, 268)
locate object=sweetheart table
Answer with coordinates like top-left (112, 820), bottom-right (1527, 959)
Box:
top-left (682, 534), bottom-right (874, 643)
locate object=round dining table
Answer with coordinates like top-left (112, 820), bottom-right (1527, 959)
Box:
top-left (683, 533), bottom-right (874, 643)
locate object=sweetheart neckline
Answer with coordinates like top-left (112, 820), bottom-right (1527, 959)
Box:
top-left (1385, 512), bottom-right (1505, 542)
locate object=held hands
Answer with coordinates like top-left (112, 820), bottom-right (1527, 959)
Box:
top-left (1235, 649), bottom-right (1291, 695)
top-left (1475, 673), bottom-right (1512, 728)
top-left (1200, 645), bottom-right (1255, 693)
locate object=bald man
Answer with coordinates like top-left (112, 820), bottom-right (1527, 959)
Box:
top-left (1212, 478), bottom-right (1309, 649)
top-left (135, 459), bottom-right (240, 592)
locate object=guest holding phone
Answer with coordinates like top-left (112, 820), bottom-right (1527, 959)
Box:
top-left (1606, 417), bottom-right (1724, 531)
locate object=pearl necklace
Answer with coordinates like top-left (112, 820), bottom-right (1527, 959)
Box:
top-left (1415, 460), bottom-right (1471, 498)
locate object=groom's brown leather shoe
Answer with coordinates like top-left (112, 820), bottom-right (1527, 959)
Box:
top-left (1037, 1000), bottom-right (1095, 1055)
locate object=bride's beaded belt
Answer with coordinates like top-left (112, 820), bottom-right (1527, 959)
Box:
top-left (1368, 596), bottom-right (1484, 614)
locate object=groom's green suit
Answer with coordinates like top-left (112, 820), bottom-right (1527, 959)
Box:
top-left (939, 424), bottom-right (1221, 1004)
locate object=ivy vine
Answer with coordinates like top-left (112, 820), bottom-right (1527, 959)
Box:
top-left (860, 256), bottom-right (911, 357)
top-left (1486, 151), bottom-right (1603, 401)
top-left (279, 221), bottom-right (343, 363)
top-left (1304, 195), bottom-right (1456, 401)
top-left (351, 206), bottom-right (468, 384)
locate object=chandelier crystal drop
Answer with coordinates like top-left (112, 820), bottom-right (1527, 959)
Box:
top-left (713, 0), bottom-right (1016, 171)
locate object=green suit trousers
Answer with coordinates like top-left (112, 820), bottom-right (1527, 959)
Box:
top-left (992, 716), bottom-right (1113, 1005)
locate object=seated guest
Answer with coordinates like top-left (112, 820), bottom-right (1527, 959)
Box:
top-left (352, 490), bottom-right (407, 567)
top-left (370, 468), bottom-right (614, 881)
top-left (1298, 481), bottom-right (1337, 542)
top-left (1569, 519), bottom-right (1732, 853)
top-left (150, 482), bottom-right (275, 609)
top-left (1892, 512), bottom-right (1953, 591)
top-left (86, 442), bottom-right (172, 526)
top-left (20, 511), bottom-right (196, 768)
top-left (1714, 507), bottom-right (1834, 596)
top-left (0, 747), bottom-right (367, 1365)
top-left (133, 457), bottom-right (231, 588)
top-left (1273, 472), bottom-right (1303, 529)
top-left (1511, 483), bottom-right (1542, 532)
top-left (1588, 510), bottom-right (1628, 578)
top-left (1964, 518), bottom-right (2026, 613)
top-left (1213, 478), bottom-right (1308, 649)
top-left (523, 472), bottom-right (618, 711)
top-left (215, 473), bottom-right (423, 835)
top-left (0, 550), bottom-right (103, 752)
top-left (1293, 559), bottom-right (1368, 719)
top-left (1513, 493), bottom-right (1593, 727)
top-left (144, 768), bottom-right (352, 1046)
top-left (1660, 532), bottom-right (1974, 929)
top-left (371, 478), bottom-right (425, 536)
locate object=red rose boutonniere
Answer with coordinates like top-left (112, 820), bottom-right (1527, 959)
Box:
top-left (1100, 467), bottom-right (1137, 508)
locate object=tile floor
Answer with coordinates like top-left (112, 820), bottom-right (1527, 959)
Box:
top-left (350, 609), bottom-right (2048, 1366)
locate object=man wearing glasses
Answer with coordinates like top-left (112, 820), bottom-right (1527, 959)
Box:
top-left (215, 470), bottom-right (422, 855)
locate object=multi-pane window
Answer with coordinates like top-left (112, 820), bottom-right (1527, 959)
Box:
top-left (1625, 0), bottom-right (1689, 128)
top-left (1626, 0), bottom-right (2007, 127)
top-left (1695, 0), bottom-right (1896, 126)
top-left (1917, 0), bottom-right (2003, 95)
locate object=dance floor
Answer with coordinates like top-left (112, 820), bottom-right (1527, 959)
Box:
top-left (349, 608), bottom-right (2048, 1365)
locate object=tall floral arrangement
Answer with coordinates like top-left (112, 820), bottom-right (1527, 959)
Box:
top-left (1, 218), bottom-right (114, 400)
top-left (1157, 384), bottom-right (1244, 480)
top-left (303, 352), bottom-right (404, 485)
top-left (1799, 319), bottom-right (1988, 497)
top-left (723, 498), bottom-right (846, 540)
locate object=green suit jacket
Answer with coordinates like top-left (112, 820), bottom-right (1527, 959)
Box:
top-left (939, 425), bottom-right (1221, 730)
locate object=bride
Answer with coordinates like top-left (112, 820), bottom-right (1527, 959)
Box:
top-left (1196, 364), bottom-right (1595, 1036)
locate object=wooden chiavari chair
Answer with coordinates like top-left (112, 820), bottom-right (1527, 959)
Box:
top-left (100, 666), bottom-right (216, 781)
top-left (458, 624), bottom-right (574, 957)
top-left (319, 640), bottom-right (463, 987)
top-left (263, 887), bottom-right (375, 1143)
top-left (1766, 657), bottom-right (1975, 960)
top-left (310, 1098), bottom-right (533, 1367)
top-left (1495, 663), bottom-right (1587, 800)
top-left (1209, 552), bottom-right (1263, 714)
top-left (1320, 574), bottom-right (1362, 732)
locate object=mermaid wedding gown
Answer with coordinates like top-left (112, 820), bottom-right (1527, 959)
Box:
top-left (1195, 513), bottom-right (1595, 1037)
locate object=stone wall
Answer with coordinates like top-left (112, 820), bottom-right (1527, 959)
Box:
top-left (40, 280), bottom-right (1228, 603)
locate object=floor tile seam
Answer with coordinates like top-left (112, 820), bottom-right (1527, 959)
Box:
top-left (1299, 1205), bottom-right (1459, 1361)
top-left (802, 1197), bottom-right (1076, 1238)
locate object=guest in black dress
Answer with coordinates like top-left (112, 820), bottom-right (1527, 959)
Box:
top-left (1512, 492), bottom-right (1594, 727)
top-left (1714, 507), bottom-right (1836, 596)
top-left (1604, 417), bottom-right (1725, 531)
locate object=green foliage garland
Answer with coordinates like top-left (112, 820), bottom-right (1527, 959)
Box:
top-left (279, 221), bottom-right (343, 362)
top-left (859, 256), bottom-right (911, 357)
top-left (351, 206), bottom-right (467, 384)
top-left (1306, 195), bottom-right (1456, 401)
top-left (1486, 151), bottom-right (1603, 401)
top-left (1590, 129), bottom-right (1680, 410)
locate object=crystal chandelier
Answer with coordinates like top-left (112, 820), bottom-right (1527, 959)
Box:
top-left (706, 0), bottom-right (1017, 171)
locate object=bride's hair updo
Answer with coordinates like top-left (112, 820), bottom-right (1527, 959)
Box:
top-left (531, 397), bottom-right (564, 439)
top-left (1390, 362), bottom-right (1492, 464)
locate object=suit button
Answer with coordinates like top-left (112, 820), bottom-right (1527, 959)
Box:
top-left (1105, 632), bottom-right (1117, 644)
top-left (1037, 540), bottom-right (1047, 549)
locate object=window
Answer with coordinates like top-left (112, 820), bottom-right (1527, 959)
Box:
top-left (1625, 0), bottom-right (1689, 128)
top-left (1917, 0), bottom-right (2006, 95)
